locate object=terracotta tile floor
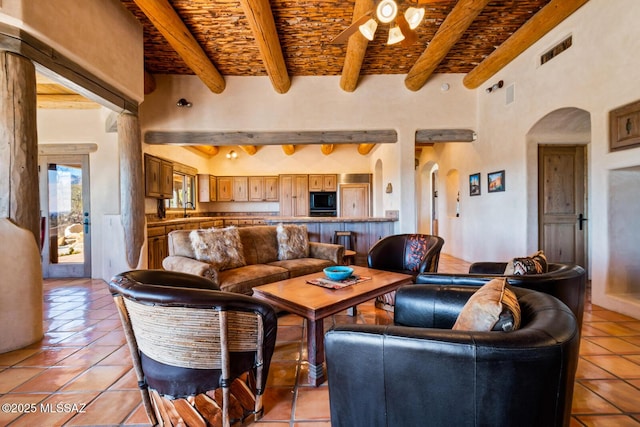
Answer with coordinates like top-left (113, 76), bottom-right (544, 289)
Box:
top-left (1, 254), bottom-right (639, 426)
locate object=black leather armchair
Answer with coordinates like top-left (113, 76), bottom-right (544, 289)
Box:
top-left (367, 234), bottom-right (444, 310)
top-left (416, 262), bottom-right (586, 327)
top-left (109, 270), bottom-right (277, 427)
top-left (325, 285), bottom-right (580, 427)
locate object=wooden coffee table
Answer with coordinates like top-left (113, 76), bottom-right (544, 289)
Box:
top-left (252, 266), bottom-right (413, 386)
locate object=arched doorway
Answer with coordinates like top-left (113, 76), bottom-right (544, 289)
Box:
top-left (526, 107), bottom-right (591, 272)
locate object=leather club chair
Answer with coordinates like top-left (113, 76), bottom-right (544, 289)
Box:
top-left (325, 285), bottom-right (580, 427)
top-left (109, 270), bottom-right (277, 427)
top-left (367, 234), bottom-right (444, 310)
top-left (416, 262), bottom-right (586, 327)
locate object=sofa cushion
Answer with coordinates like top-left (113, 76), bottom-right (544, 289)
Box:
top-left (238, 226), bottom-right (280, 265)
top-left (269, 258), bottom-right (334, 278)
top-left (276, 224), bottom-right (309, 260)
top-left (217, 264), bottom-right (289, 295)
top-left (504, 250), bottom-right (548, 275)
top-left (190, 227), bottom-right (246, 271)
top-left (453, 278), bottom-right (521, 332)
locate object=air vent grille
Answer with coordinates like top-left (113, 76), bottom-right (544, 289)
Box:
top-left (541, 36), bottom-right (572, 65)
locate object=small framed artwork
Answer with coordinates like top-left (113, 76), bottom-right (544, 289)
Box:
top-left (610, 99), bottom-right (640, 151)
top-left (469, 173), bottom-right (481, 196)
top-left (488, 170), bottom-right (505, 193)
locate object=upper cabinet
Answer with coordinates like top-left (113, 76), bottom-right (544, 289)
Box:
top-left (145, 154), bottom-right (173, 199)
top-left (197, 174), bottom-right (216, 202)
top-left (249, 176), bottom-right (279, 202)
top-left (309, 174), bottom-right (337, 192)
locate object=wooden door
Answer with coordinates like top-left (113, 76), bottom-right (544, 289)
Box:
top-left (340, 184), bottom-right (369, 217)
top-left (293, 175), bottom-right (309, 216)
top-left (538, 145), bottom-right (587, 269)
top-left (279, 175), bottom-right (294, 216)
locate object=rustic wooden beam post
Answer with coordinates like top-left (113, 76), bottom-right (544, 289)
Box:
top-left (340, 0), bottom-right (375, 92)
top-left (0, 51), bottom-right (40, 246)
top-left (117, 113), bottom-right (146, 269)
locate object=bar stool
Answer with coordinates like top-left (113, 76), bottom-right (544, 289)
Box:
top-left (333, 230), bottom-right (356, 265)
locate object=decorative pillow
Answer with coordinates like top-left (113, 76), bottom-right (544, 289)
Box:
top-left (452, 278), bottom-right (521, 332)
top-left (504, 250), bottom-right (548, 275)
top-left (276, 223), bottom-right (309, 260)
top-left (189, 227), bottom-right (246, 271)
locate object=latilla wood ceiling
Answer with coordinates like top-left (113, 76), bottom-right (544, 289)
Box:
top-left (120, 0), bottom-right (551, 78)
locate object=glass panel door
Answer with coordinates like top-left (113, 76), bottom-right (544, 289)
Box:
top-left (39, 154), bottom-right (91, 278)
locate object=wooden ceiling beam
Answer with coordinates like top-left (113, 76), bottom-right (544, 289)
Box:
top-left (340, 0), bottom-right (375, 92)
top-left (240, 0), bottom-right (291, 94)
top-left (240, 145), bottom-right (258, 155)
top-left (405, 0), bottom-right (491, 91)
top-left (132, 0), bottom-right (225, 94)
top-left (145, 129), bottom-right (397, 145)
top-left (191, 146), bottom-right (219, 157)
top-left (320, 144), bottom-right (335, 155)
top-left (463, 0), bottom-right (589, 89)
top-left (357, 144), bottom-right (376, 155)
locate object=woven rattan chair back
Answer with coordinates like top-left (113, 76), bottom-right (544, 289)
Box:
top-left (109, 270), bottom-right (277, 427)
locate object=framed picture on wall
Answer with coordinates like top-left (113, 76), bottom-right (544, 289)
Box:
top-left (469, 173), bottom-right (481, 196)
top-left (488, 170), bottom-right (505, 193)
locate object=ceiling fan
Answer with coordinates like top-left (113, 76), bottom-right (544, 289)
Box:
top-left (330, 0), bottom-right (451, 47)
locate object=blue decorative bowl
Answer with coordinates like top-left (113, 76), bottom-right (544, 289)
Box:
top-left (323, 266), bottom-right (354, 281)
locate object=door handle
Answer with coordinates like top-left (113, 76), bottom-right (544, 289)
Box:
top-left (578, 213), bottom-right (588, 231)
top-left (83, 212), bottom-right (91, 234)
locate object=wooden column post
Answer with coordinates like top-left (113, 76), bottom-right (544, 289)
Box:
top-left (0, 51), bottom-right (40, 247)
top-left (117, 113), bottom-right (146, 269)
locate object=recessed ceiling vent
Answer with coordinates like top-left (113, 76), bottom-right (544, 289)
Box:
top-left (541, 35), bottom-right (572, 65)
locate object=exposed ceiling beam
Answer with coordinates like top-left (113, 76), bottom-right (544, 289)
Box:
top-left (240, 0), bottom-right (290, 94)
top-left (405, 0), bottom-right (491, 91)
top-left (36, 94), bottom-right (101, 109)
top-left (321, 144), bottom-right (335, 155)
top-left (340, 0), bottom-right (375, 92)
top-left (132, 0), bottom-right (225, 94)
top-left (415, 129), bottom-right (477, 143)
top-left (145, 129), bottom-right (397, 145)
top-left (240, 145), bottom-right (258, 155)
top-left (190, 146), bottom-right (219, 157)
top-left (357, 144), bottom-right (376, 155)
top-left (463, 0), bottom-right (589, 89)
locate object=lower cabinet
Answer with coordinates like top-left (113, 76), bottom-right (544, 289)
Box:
top-left (147, 226), bottom-right (167, 269)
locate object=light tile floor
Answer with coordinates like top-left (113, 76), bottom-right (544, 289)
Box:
top-left (0, 254), bottom-right (639, 426)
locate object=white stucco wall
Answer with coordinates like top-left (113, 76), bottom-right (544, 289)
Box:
top-left (140, 73), bottom-right (476, 230)
top-left (0, 0), bottom-right (144, 102)
top-left (420, 0), bottom-right (640, 317)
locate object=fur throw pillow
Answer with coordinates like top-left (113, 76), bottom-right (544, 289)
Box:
top-left (453, 278), bottom-right (521, 332)
top-left (190, 227), bottom-right (246, 271)
top-left (276, 223), bottom-right (309, 260)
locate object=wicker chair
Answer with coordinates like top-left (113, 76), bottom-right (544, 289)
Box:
top-left (109, 270), bottom-right (277, 427)
top-left (367, 234), bottom-right (444, 311)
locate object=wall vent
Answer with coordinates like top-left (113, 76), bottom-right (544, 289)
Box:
top-left (541, 35), bottom-right (572, 65)
top-left (506, 84), bottom-right (515, 105)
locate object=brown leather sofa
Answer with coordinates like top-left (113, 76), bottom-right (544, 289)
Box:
top-left (162, 225), bottom-right (343, 295)
top-left (325, 285), bottom-right (580, 427)
top-left (416, 262), bottom-right (586, 327)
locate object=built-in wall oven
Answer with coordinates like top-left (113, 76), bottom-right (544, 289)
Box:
top-left (309, 191), bottom-right (337, 217)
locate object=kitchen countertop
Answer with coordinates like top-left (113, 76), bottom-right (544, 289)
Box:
top-left (147, 216), bottom-right (397, 226)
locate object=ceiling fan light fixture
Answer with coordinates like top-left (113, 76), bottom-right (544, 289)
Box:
top-left (404, 7), bottom-right (425, 30)
top-left (387, 25), bottom-right (405, 45)
top-left (359, 18), bottom-right (378, 41)
top-left (376, 0), bottom-right (398, 24)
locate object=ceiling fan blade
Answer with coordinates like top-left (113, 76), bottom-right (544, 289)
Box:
top-left (330, 13), bottom-right (373, 44)
top-left (396, 14), bottom-right (418, 47)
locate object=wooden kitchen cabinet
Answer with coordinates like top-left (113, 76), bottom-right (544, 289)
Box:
top-left (232, 177), bottom-right (248, 201)
top-left (197, 174), bottom-right (217, 202)
top-left (340, 183), bottom-right (370, 217)
top-left (249, 176), bottom-right (279, 201)
top-left (309, 174), bottom-right (337, 191)
top-left (145, 154), bottom-right (173, 199)
top-left (280, 174), bottom-right (309, 216)
top-left (217, 177), bottom-right (233, 201)
top-left (147, 226), bottom-right (167, 269)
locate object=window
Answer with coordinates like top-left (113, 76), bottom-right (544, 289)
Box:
top-left (165, 172), bottom-right (196, 210)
